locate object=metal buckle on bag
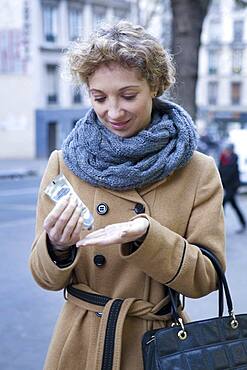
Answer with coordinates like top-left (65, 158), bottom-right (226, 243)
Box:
top-left (171, 318), bottom-right (187, 340)
top-left (177, 318), bottom-right (187, 340)
top-left (230, 310), bottom-right (239, 329)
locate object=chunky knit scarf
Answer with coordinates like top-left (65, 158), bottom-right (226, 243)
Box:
top-left (62, 99), bottom-right (198, 190)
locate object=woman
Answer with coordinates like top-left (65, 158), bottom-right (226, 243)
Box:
top-left (219, 143), bottom-right (246, 233)
top-left (29, 21), bottom-right (225, 370)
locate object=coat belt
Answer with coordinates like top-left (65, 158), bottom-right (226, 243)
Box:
top-left (64, 283), bottom-right (179, 370)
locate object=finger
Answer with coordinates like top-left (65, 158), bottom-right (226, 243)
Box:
top-left (54, 197), bottom-right (79, 235)
top-left (77, 222), bottom-right (120, 241)
top-left (60, 204), bottom-right (83, 242)
top-left (78, 224), bottom-right (121, 242)
top-left (77, 235), bottom-right (116, 247)
top-left (44, 195), bottom-right (70, 230)
top-left (77, 222), bottom-right (131, 245)
top-left (96, 220), bottom-right (148, 244)
top-left (76, 220), bottom-right (148, 248)
top-left (80, 227), bottom-right (106, 239)
top-left (77, 231), bottom-right (121, 247)
top-left (71, 216), bottom-right (84, 243)
top-left (47, 197), bottom-right (77, 241)
top-left (119, 218), bottom-right (149, 237)
top-left (131, 218), bottom-right (149, 234)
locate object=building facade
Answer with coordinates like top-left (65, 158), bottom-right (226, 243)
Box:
top-left (197, 0), bottom-right (247, 136)
top-left (0, 0), bottom-right (137, 158)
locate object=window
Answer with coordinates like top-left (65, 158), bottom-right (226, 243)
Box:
top-left (232, 49), bottom-right (242, 73)
top-left (233, 20), bottom-right (244, 42)
top-left (231, 82), bottom-right (241, 105)
top-left (208, 19), bottom-right (221, 42)
top-left (46, 64), bottom-right (58, 104)
top-left (72, 87), bottom-right (82, 104)
top-left (93, 5), bottom-right (106, 29)
top-left (69, 7), bottom-right (82, 41)
top-left (48, 121), bottom-right (57, 154)
top-left (208, 49), bottom-right (218, 74)
top-left (208, 81), bottom-right (218, 105)
top-left (42, 4), bottom-right (58, 42)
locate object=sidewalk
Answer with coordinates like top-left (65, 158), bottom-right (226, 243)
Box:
top-left (0, 158), bottom-right (48, 179)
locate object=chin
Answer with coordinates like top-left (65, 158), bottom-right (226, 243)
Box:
top-left (113, 131), bottom-right (130, 138)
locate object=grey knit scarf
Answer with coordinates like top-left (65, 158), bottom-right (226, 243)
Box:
top-left (62, 99), bottom-right (198, 190)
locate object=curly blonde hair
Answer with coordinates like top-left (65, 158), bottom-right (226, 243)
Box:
top-left (66, 21), bottom-right (175, 96)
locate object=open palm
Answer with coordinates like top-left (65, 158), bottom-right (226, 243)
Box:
top-left (76, 217), bottom-right (149, 247)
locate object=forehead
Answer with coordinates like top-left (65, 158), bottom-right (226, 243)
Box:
top-left (88, 63), bottom-right (148, 91)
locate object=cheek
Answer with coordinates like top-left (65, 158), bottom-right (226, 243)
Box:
top-left (136, 100), bottom-right (152, 119)
top-left (91, 103), bottom-right (105, 118)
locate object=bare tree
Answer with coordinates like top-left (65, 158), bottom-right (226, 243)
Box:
top-left (137, 0), bottom-right (246, 122)
top-left (170, 0), bottom-right (211, 120)
top-left (136, 0), bottom-right (211, 120)
top-left (170, 0), bottom-right (247, 121)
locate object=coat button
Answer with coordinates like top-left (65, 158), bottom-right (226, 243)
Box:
top-left (134, 203), bottom-right (145, 214)
top-left (94, 255), bottom-right (106, 267)
top-left (96, 203), bottom-right (109, 215)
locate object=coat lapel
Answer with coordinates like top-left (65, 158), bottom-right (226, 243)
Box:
top-left (104, 188), bottom-right (144, 204)
top-left (102, 175), bottom-right (170, 202)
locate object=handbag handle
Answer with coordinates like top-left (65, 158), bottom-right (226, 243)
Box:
top-left (168, 245), bottom-right (237, 327)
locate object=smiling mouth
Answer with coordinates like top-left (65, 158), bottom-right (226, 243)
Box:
top-left (108, 120), bottom-right (130, 129)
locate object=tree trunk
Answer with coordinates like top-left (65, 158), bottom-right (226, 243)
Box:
top-left (170, 0), bottom-right (210, 121)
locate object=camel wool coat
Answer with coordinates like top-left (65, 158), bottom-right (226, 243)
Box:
top-left (29, 149), bottom-right (225, 370)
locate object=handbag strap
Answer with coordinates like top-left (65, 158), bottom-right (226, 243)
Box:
top-left (198, 245), bottom-right (233, 314)
top-left (168, 245), bottom-right (234, 324)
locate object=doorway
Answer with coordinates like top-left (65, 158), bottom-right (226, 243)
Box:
top-left (48, 121), bottom-right (57, 155)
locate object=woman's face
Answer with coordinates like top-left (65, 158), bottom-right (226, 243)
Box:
top-left (88, 63), bottom-right (155, 138)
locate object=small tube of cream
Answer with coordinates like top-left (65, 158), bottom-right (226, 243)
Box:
top-left (44, 173), bottom-right (94, 230)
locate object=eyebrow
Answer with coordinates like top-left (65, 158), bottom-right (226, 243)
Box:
top-left (89, 85), bottom-right (141, 93)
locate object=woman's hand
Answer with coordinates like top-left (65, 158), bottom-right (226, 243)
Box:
top-left (43, 195), bottom-right (84, 251)
top-left (76, 217), bottom-right (150, 247)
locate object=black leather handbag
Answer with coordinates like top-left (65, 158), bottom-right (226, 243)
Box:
top-left (142, 246), bottom-right (247, 370)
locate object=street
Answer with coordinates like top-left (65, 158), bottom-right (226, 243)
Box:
top-left (0, 177), bottom-right (64, 370)
top-left (0, 176), bottom-right (247, 370)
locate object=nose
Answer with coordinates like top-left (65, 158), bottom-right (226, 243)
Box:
top-left (107, 101), bottom-right (124, 120)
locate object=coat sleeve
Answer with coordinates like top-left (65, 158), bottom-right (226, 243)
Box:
top-left (119, 157), bottom-right (225, 298)
top-left (29, 150), bottom-right (80, 291)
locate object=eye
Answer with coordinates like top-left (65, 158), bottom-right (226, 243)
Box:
top-left (94, 97), bottom-right (106, 103)
top-left (123, 95), bottom-right (137, 101)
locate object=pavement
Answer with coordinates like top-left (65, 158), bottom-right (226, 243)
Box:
top-left (0, 158), bottom-right (48, 179)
